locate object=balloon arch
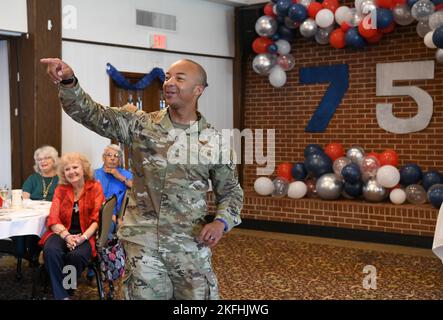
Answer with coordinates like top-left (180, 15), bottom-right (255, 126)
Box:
top-left (253, 0), bottom-right (443, 87)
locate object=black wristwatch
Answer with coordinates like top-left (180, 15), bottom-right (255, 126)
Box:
top-left (60, 75), bottom-right (77, 85)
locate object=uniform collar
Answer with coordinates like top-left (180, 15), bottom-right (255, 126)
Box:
top-left (154, 107), bottom-right (210, 134)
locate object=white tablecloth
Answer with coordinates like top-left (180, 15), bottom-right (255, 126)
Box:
top-left (0, 200), bottom-right (51, 239)
top-left (432, 202), bottom-right (443, 262)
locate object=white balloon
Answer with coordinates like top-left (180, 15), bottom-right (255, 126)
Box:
top-left (436, 48), bottom-right (443, 63)
top-left (316, 9), bottom-right (335, 29)
top-left (390, 188), bottom-right (407, 205)
top-left (376, 165), bottom-right (400, 188)
top-left (254, 177), bottom-right (274, 196)
top-left (288, 181), bottom-right (308, 199)
top-left (424, 30), bottom-right (437, 48)
top-left (268, 65), bottom-right (287, 88)
top-left (355, 0), bottom-right (365, 13)
top-left (275, 39), bottom-right (291, 55)
top-left (335, 6), bottom-right (352, 25)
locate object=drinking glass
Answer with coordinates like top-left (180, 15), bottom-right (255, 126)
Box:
top-left (0, 185), bottom-right (10, 209)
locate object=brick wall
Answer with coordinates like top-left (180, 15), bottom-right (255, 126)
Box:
top-left (238, 20), bottom-right (443, 237)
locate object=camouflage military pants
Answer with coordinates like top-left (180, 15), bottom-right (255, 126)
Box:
top-left (121, 241), bottom-right (219, 300)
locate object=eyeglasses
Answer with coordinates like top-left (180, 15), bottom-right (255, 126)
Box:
top-left (37, 156), bottom-right (52, 162)
top-left (104, 153), bottom-right (120, 158)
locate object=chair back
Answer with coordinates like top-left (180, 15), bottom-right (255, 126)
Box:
top-left (97, 195), bottom-right (117, 249)
top-left (117, 189), bottom-right (129, 220)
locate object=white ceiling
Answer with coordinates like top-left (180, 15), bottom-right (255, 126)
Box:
top-left (204, 0), bottom-right (267, 7)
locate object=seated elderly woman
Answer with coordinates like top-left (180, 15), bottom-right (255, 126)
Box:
top-left (39, 152), bottom-right (105, 300)
top-left (11, 145), bottom-right (59, 279)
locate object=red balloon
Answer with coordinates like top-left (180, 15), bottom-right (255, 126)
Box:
top-left (264, 3), bottom-right (276, 17)
top-left (379, 21), bottom-right (396, 34)
top-left (366, 32), bottom-right (383, 44)
top-left (376, 0), bottom-right (395, 8)
top-left (340, 22), bottom-right (351, 33)
top-left (322, 0), bottom-right (339, 13)
top-left (358, 20), bottom-right (378, 39)
top-left (393, 0), bottom-right (406, 5)
top-left (379, 149), bottom-right (399, 167)
top-left (324, 143), bottom-right (345, 161)
top-left (330, 28), bottom-right (346, 49)
top-left (307, 2), bottom-right (323, 19)
top-left (252, 37), bottom-right (273, 54)
top-left (276, 162), bottom-right (293, 182)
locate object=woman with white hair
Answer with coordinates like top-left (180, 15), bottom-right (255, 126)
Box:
top-left (12, 145), bottom-right (59, 279)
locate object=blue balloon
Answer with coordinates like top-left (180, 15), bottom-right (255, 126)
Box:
top-left (288, 4), bottom-right (307, 23)
top-left (407, 0), bottom-right (419, 7)
top-left (291, 162), bottom-right (307, 180)
top-left (276, 0), bottom-right (292, 17)
top-left (271, 0), bottom-right (278, 3)
top-left (341, 163), bottom-right (362, 184)
top-left (428, 185), bottom-right (443, 209)
top-left (345, 28), bottom-right (366, 49)
top-left (272, 33), bottom-right (281, 41)
top-left (432, 26), bottom-right (443, 49)
top-left (304, 144), bottom-right (324, 158)
top-left (400, 164), bottom-right (423, 186)
top-left (422, 171), bottom-right (443, 191)
top-left (344, 181), bottom-right (363, 198)
top-left (267, 43), bottom-right (278, 54)
top-left (376, 8), bottom-right (394, 29)
top-left (304, 153), bottom-right (333, 178)
top-left (278, 24), bottom-right (296, 41)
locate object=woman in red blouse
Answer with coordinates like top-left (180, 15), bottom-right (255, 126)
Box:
top-left (39, 152), bottom-right (105, 300)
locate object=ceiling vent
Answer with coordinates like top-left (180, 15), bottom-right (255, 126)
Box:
top-left (136, 9), bottom-right (176, 31)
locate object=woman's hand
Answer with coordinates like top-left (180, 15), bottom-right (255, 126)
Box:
top-left (65, 234), bottom-right (78, 251)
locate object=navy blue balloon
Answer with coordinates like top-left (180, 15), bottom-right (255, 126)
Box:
top-left (344, 181), bottom-right (363, 198)
top-left (345, 28), bottom-right (366, 49)
top-left (376, 8), bottom-right (394, 29)
top-left (267, 43), bottom-right (278, 54)
top-left (400, 164), bottom-right (423, 186)
top-left (272, 33), bottom-right (281, 41)
top-left (276, 0), bottom-right (292, 16)
top-left (278, 25), bottom-right (296, 41)
top-left (422, 171), bottom-right (443, 191)
top-left (304, 153), bottom-right (333, 178)
top-left (341, 163), bottom-right (362, 184)
top-left (432, 26), bottom-right (443, 49)
top-left (291, 162), bottom-right (307, 181)
top-left (271, 0), bottom-right (278, 3)
top-left (407, 0), bottom-right (419, 7)
top-left (288, 4), bottom-right (307, 23)
top-left (427, 185), bottom-right (443, 209)
top-left (304, 144), bottom-right (324, 158)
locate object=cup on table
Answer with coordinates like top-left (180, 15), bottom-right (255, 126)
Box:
top-left (11, 189), bottom-right (23, 209)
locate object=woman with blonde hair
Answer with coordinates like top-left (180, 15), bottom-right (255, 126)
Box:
top-left (39, 152), bottom-right (105, 300)
top-left (12, 145), bottom-right (59, 279)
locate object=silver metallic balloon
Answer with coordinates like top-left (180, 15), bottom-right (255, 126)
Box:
top-left (284, 16), bottom-right (298, 30)
top-left (333, 157), bottom-right (352, 180)
top-left (349, 8), bottom-right (364, 27)
top-left (363, 178), bottom-right (387, 202)
top-left (300, 18), bottom-right (318, 38)
top-left (429, 11), bottom-right (443, 30)
top-left (315, 28), bottom-right (332, 45)
top-left (272, 177), bottom-right (289, 198)
top-left (277, 54), bottom-right (296, 71)
top-left (393, 4), bottom-right (415, 26)
top-left (298, 0), bottom-right (313, 8)
top-left (252, 53), bottom-right (277, 75)
top-left (417, 21), bottom-right (431, 38)
top-left (436, 49), bottom-right (443, 64)
top-left (359, 156), bottom-right (380, 181)
top-left (346, 147), bottom-right (365, 165)
top-left (360, 0), bottom-right (376, 15)
top-left (316, 173), bottom-right (343, 200)
top-left (255, 15), bottom-right (278, 37)
top-left (405, 184), bottom-right (427, 204)
top-left (411, 0), bottom-right (435, 22)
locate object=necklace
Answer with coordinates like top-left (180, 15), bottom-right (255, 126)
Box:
top-left (42, 176), bottom-right (55, 200)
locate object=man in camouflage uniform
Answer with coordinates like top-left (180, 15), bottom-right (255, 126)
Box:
top-left (41, 58), bottom-right (243, 300)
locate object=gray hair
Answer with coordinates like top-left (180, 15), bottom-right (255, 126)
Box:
top-left (103, 144), bottom-right (124, 167)
top-left (33, 145), bottom-right (59, 173)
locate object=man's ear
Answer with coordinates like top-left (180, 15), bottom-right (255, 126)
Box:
top-left (194, 84), bottom-right (204, 97)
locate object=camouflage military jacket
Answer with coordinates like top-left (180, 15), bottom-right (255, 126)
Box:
top-left (59, 83), bottom-right (243, 252)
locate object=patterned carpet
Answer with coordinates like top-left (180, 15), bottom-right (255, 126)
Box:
top-left (1, 230), bottom-right (443, 300)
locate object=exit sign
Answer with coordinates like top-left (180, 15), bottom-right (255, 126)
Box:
top-left (150, 34), bottom-right (167, 49)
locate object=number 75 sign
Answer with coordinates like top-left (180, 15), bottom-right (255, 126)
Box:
top-left (300, 60), bottom-right (435, 134)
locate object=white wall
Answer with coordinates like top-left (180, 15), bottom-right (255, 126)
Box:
top-left (0, 41), bottom-right (11, 187)
top-left (62, 41), bottom-right (233, 169)
top-left (62, 0), bottom-right (234, 57)
top-left (0, 0), bottom-right (27, 34)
